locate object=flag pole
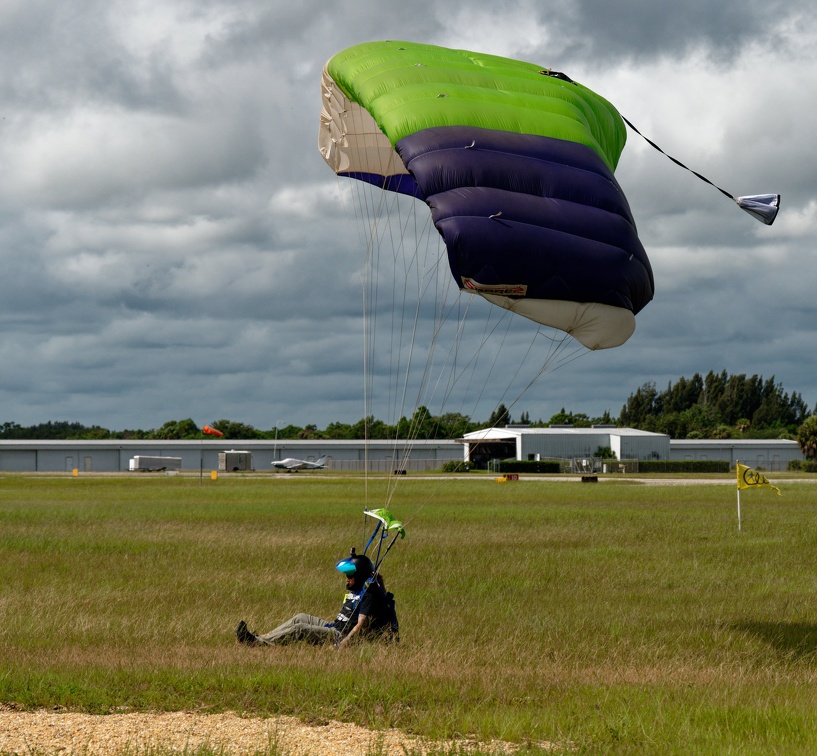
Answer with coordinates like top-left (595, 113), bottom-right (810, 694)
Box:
top-left (737, 488), bottom-right (741, 531)
top-left (735, 459), bottom-right (741, 531)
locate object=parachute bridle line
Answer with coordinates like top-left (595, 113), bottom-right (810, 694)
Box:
top-left (621, 115), bottom-right (780, 225)
top-left (621, 115), bottom-right (734, 201)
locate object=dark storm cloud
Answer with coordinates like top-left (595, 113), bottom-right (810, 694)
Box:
top-left (542, 0), bottom-right (796, 63)
top-left (0, 0), bottom-right (814, 430)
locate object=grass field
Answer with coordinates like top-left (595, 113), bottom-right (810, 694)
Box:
top-left (1, 472), bottom-right (816, 754)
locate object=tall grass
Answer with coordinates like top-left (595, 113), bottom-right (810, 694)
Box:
top-left (1, 474), bottom-right (816, 753)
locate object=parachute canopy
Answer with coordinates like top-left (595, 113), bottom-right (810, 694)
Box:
top-left (320, 40), bottom-right (654, 350)
top-left (364, 508), bottom-right (406, 539)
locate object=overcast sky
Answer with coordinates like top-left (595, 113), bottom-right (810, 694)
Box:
top-left (1, 0), bottom-right (814, 432)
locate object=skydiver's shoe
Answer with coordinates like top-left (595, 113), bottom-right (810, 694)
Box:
top-left (236, 620), bottom-right (258, 646)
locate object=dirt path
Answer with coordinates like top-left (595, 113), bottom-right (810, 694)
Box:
top-left (0, 708), bottom-right (554, 754)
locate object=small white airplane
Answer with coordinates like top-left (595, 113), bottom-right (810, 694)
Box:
top-left (271, 456), bottom-right (328, 472)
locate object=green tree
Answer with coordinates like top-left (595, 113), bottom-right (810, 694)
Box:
top-left (0, 422), bottom-right (24, 438)
top-left (324, 421), bottom-right (353, 439)
top-left (352, 416), bottom-right (392, 439)
top-left (437, 412), bottom-right (476, 438)
top-left (397, 406), bottom-right (436, 439)
top-left (273, 424), bottom-right (303, 440)
top-left (620, 382), bottom-right (659, 427)
top-left (661, 374), bottom-right (704, 414)
top-left (207, 420), bottom-right (263, 439)
top-left (620, 373), bottom-right (808, 438)
top-left (297, 424), bottom-right (321, 439)
top-left (150, 418), bottom-right (199, 439)
top-left (486, 404), bottom-right (511, 428)
top-left (594, 409), bottom-right (615, 425)
top-left (797, 415), bottom-right (817, 460)
top-left (81, 425), bottom-right (114, 440)
top-left (547, 408), bottom-right (592, 427)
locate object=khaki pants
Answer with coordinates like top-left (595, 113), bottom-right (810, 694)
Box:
top-left (255, 613), bottom-right (341, 645)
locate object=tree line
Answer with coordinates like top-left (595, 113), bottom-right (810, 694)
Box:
top-left (1, 371), bottom-right (814, 443)
top-left (620, 371), bottom-right (812, 440)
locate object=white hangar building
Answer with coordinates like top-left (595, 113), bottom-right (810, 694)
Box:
top-left (669, 438), bottom-right (803, 471)
top-left (0, 438), bottom-right (462, 474)
top-left (461, 426), bottom-right (671, 467)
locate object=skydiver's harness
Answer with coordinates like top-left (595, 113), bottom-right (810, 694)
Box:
top-left (330, 509), bottom-right (404, 643)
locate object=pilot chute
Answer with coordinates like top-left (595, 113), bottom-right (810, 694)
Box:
top-left (319, 40), bottom-right (654, 350)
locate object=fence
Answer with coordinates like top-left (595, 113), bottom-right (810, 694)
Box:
top-left (326, 458), bottom-right (451, 473)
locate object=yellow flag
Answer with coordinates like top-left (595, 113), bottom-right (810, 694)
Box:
top-left (736, 463), bottom-right (781, 495)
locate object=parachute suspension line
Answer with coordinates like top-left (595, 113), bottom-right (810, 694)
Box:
top-left (359, 182), bottom-right (374, 504)
top-left (354, 180), bottom-right (446, 506)
top-left (419, 297), bottom-right (518, 426)
top-left (435, 322), bottom-right (586, 482)
top-left (383, 190), bottom-right (408, 451)
top-left (388, 196), bottom-right (428, 440)
top-left (384, 299), bottom-right (516, 513)
top-left (621, 115), bottom-right (780, 225)
top-left (356, 174), bottom-right (402, 504)
top-left (389, 280), bottom-right (469, 506)
top-left (383, 214), bottom-right (451, 505)
top-left (429, 290), bottom-right (478, 424)
top-left (378, 216), bottom-right (473, 509)
top-left (460, 309), bottom-right (518, 419)
top-left (498, 329), bottom-right (589, 425)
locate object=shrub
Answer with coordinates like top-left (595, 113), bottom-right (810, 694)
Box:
top-left (788, 460), bottom-right (817, 472)
top-left (638, 459), bottom-right (730, 473)
top-left (497, 460), bottom-right (561, 474)
top-left (441, 460), bottom-right (472, 473)
top-left (594, 446), bottom-right (617, 459)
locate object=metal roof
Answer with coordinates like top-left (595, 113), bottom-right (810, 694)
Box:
top-left (461, 427), bottom-right (668, 441)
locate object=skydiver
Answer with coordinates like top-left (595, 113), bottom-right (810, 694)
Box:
top-left (235, 550), bottom-right (397, 647)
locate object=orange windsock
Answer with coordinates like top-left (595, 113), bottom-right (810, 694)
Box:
top-left (203, 425), bottom-right (224, 437)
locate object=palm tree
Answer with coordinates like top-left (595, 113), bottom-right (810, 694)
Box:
top-left (796, 415), bottom-right (817, 460)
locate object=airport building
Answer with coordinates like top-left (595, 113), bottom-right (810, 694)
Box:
top-left (0, 430), bottom-right (804, 473)
top-left (668, 438), bottom-right (803, 471)
top-left (0, 438), bottom-right (462, 474)
top-left (461, 426), bottom-right (670, 468)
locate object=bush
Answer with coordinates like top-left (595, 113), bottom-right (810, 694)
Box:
top-left (441, 460), bottom-right (472, 473)
top-left (497, 460), bottom-right (561, 474)
top-left (788, 460), bottom-right (817, 472)
top-left (638, 460), bottom-right (730, 473)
